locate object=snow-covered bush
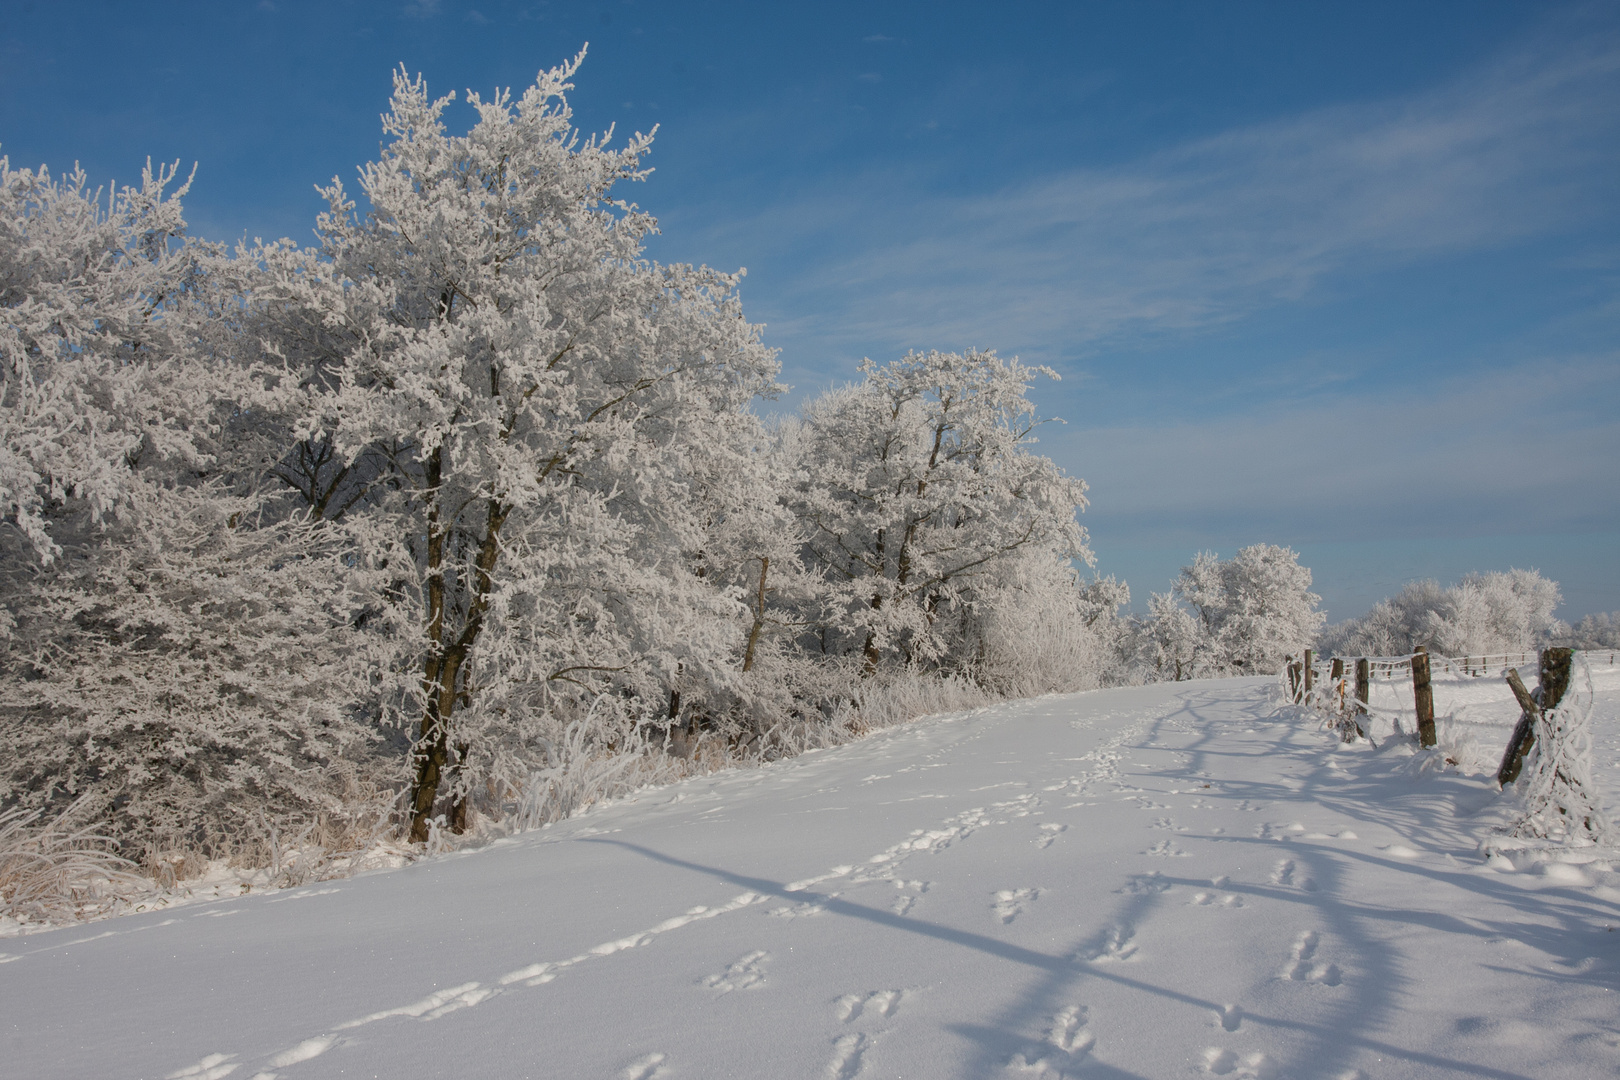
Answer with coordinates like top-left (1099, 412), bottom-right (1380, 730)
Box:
top-left (1321, 569), bottom-right (1562, 658)
top-left (960, 549), bottom-right (1113, 697)
top-left (1557, 612), bottom-right (1620, 650)
top-left (1134, 545), bottom-right (1324, 679)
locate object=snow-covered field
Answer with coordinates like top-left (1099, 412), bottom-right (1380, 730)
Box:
top-left (7, 673), bottom-right (1620, 1080)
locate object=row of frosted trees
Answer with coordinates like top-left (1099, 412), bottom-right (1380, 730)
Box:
top-left (0, 58), bottom-right (1105, 869)
top-left (10, 54), bottom-right (1570, 882)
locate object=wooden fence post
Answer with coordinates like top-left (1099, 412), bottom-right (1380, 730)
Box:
top-left (1303, 648), bottom-right (1314, 695)
top-left (1496, 648), bottom-right (1574, 786)
top-left (1353, 658), bottom-right (1369, 737)
top-left (1411, 645), bottom-right (1436, 747)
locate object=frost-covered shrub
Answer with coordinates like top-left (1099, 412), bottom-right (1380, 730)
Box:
top-left (1558, 612), bottom-right (1620, 650)
top-left (960, 550), bottom-right (1111, 697)
top-left (1321, 569), bottom-right (1562, 658)
top-left (0, 488), bottom-right (401, 863)
top-left (1133, 545), bottom-right (1325, 679)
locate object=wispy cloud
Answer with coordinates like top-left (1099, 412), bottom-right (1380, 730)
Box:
top-left (709, 18), bottom-right (1620, 366)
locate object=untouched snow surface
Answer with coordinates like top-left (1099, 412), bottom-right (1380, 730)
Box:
top-left (7, 676), bottom-right (1620, 1080)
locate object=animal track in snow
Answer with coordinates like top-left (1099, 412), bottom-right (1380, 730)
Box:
top-left (1282, 931), bottom-right (1341, 985)
top-left (1006, 1004), bottom-right (1095, 1077)
top-left (700, 951), bottom-right (768, 993)
top-left (1036, 822), bottom-right (1067, 848)
top-left (1202, 1047), bottom-right (1277, 1078)
top-left (826, 1033), bottom-right (867, 1080)
top-left (1269, 858), bottom-right (1316, 892)
top-left (834, 989), bottom-right (906, 1022)
top-left (1117, 871), bottom-right (1171, 894)
top-left (890, 879), bottom-right (929, 916)
top-left (265, 887), bottom-right (342, 904)
top-left (337, 981), bottom-right (497, 1027)
top-left (993, 888), bottom-right (1040, 924)
top-left (768, 897), bottom-right (832, 919)
top-left (1078, 925), bottom-right (1138, 963)
top-left (165, 1054), bottom-right (240, 1080)
top-left (498, 890), bottom-right (767, 989)
top-left (622, 1051), bottom-right (671, 1080)
top-left (1144, 839), bottom-right (1189, 857)
top-left (1189, 891), bottom-right (1243, 907)
top-left (1215, 1003), bottom-right (1243, 1031)
top-left (1150, 817), bottom-right (1189, 832)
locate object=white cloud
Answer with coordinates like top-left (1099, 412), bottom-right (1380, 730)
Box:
top-left (702, 20), bottom-right (1620, 365)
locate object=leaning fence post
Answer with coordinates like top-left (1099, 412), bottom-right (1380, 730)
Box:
top-left (1411, 645), bottom-right (1436, 747)
top-left (1496, 648), bottom-right (1574, 786)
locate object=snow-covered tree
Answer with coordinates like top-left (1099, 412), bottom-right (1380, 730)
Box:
top-left (1321, 570), bottom-right (1562, 658)
top-left (1561, 612), bottom-right (1620, 650)
top-left (259, 56), bottom-right (780, 840)
top-left (789, 349), bottom-right (1089, 675)
top-left (0, 155), bottom-right (396, 864)
top-left (0, 155), bottom-right (208, 562)
top-left (1146, 545), bottom-right (1324, 677)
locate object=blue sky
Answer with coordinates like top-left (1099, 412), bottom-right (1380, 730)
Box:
top-left (3, 0), bottom-right (1616, 621)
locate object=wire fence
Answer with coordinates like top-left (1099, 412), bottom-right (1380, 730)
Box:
top-left (1284, 648), bottom-right (1619, 765)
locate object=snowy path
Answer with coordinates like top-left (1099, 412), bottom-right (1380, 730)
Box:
top-left (6, 678), bottom-right (1620, 1080)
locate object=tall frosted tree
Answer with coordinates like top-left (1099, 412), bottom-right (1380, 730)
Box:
top-left (260, 55), bottom-right (779, 840)
top-left (791, 349), bottom-right (1089, 674)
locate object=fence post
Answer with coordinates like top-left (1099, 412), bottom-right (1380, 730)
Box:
top-left (1412, 645), bottom-right (1436, 747)
top-left (1496, 647), bottom-right (1574, 786)
top-left (1303, 648), bottom-right (1314, 695)
top-left (1354, 658), bottom-right (1369, 735)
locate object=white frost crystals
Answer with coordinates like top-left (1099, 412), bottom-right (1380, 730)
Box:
top-left (0, 49), bottom-right (1103, 917)
top-left (1504, 657), bottom-right (1614, 847)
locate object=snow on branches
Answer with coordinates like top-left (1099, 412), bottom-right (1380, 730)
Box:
top-left (0, 53), bottom-right (1120, 888)
top-left (790, 349), bottom-right (1090, 675)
